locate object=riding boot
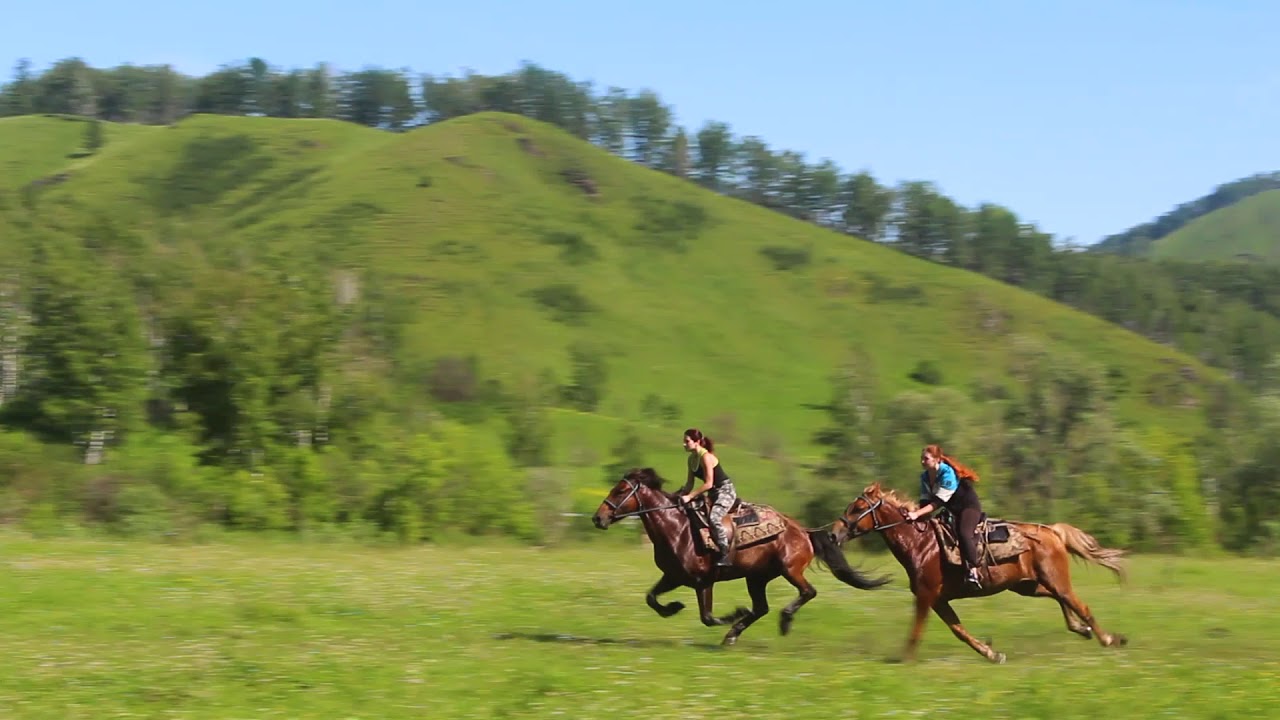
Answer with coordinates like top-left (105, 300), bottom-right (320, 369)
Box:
top-left (712, 525), bottom-right (734, 567)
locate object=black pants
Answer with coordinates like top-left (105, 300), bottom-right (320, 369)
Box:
top-left (954, 506), bottom-right (982, 568)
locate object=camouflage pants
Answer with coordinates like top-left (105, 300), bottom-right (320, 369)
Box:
top-left (707, 479), bottom-right (737, 550)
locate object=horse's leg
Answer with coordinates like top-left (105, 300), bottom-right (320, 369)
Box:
top-left (933, 600), bottom-right (1006, 664)
top-left (1037, 552), bottom-right (1127, 648)
top-left (778, 561), bottom-right (817, 636)
top-left (902, 590), bottom-right (933, 663)
top-left (695, 583), bottom-right (748, 627)
top-left (1011, 580), bottom-right (1092, 639)
top-left (721, 575), bottom-right (771, 646)
top-left (645, 573), bottom-right (687, 618)
top-left (1049, 584), bottom-right (1126, 648)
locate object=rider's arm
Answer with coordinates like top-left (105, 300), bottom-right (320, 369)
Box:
top-left (683, 453), bottom-right (718, 500)
top-left (908, 502), bottom-right (936, 521)
top-left (680, 466), bottom-right (695, 496)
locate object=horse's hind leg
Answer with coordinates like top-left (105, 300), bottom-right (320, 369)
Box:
top-left (646, 573), bottom-right (686, 618)
top-left (778, 563), bottom-right (817, 636)
top-left (722, 576), bottom-right (770, 647)
top-left (1012, 580), bottom-right (1092, 639)
top-left (1038, 557), bottom-right (1127, 648)
top-left (933, 600), bottom-right (1006, 664)
top-left (1052, 585), bottom-right (1126, 648)
top-left (695, 584), bottom-right (749, 627)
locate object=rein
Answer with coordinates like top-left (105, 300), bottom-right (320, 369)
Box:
top-left (602, 477), bottom-right (839, 533)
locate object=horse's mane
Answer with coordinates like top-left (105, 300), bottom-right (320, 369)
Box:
top-left (626, 467), bottom-right (679, 499)
top-left (865, 482), bottom-right (919, 511)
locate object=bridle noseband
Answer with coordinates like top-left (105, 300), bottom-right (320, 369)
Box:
top-left (604, 478), bottom-right (679, 520)
top-left (837, 493), bottom-right (909, 538)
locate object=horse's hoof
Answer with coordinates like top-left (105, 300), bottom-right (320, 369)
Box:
top-left (666, 602), bottom-right (685, 616)
top-left (992, 652), bottom-right (1007, 664)
top-left (722, 635), bottom-right (738, 647)
top-left (1111, 633), bottom-right (1128, 647)
top-left (779, 612), bottom-right (794, 636)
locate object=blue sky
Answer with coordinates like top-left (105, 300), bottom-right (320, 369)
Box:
top-left (5, 0), bottom-right (1278, 245)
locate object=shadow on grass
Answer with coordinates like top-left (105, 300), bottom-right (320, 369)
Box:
top-left (493, 631), bottom-right (725, 652)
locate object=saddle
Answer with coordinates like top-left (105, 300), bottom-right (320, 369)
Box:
top-left (932, 513), bottom-right (1030, 568)
top-left (685, 499), bottom-right (788, 554)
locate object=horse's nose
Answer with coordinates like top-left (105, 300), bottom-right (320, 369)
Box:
top-left (828, 531), bottom-right (838, 543)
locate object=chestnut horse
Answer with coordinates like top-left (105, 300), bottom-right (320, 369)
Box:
top-left (830, 482), bottom-right (1128, 663)
top-left (593, 468), bottom-right (890, 646)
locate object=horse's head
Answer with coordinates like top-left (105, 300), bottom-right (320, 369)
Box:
top-left (829, 482), bottom-right (896, 544)
top-left (592, 467), bottom-right (665, 529)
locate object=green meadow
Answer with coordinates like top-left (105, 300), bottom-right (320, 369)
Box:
top-left (1, 532), bottom-right (1275, 719)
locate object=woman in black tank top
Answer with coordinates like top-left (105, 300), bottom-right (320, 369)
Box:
top-left (679, 428), bottom-right (737, 566)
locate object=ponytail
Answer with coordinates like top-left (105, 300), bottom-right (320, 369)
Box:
top-left (924, 444), bottom-right (980, 483)
top-left (684, 428), bottom-right (715, 453)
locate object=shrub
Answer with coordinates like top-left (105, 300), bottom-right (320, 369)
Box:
top-left (540, 230), bottom-right (599, 266)
top-left (560, 344), bottom-right (608, 412)
top-left (759, 245), bottom-right (811, 271)
top-left (527, 283), bottom-right (597, 325)
top-left (909, 359), bottom-right (944, 386)
top-left (426, 355), bottom-right (479, 402)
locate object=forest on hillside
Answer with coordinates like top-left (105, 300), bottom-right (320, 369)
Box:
top-left (2, 57), bottom-right (1280, 553)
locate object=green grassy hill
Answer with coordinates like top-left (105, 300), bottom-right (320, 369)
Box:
top-left (1147, 189), bottom-right (1280, 262)
top-left (0, 112), bottom-right (1234, 519)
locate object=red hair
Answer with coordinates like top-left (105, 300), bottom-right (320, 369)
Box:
top-left (923, 444), bottom-right (980, 483)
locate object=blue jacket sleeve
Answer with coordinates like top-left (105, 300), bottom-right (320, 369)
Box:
top-left (930, 463), bottom-right (959, 503)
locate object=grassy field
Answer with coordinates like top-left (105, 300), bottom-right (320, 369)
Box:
top-left (1, 531), bottom-right (1275, 719)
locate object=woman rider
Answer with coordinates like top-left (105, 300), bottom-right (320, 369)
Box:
top-left (678, 428), bottom-right (736, 567)
top-left (905, 443), bottom-right (985, 587)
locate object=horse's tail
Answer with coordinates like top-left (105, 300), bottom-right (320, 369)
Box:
top-left (1049, 523), bottom-right (1128, 584)
top-left (807, 530), bottom-right (891, 590)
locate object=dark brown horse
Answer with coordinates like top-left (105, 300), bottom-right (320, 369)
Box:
top-left (830, 482), bottom-right (1128, 663)
top-left (593, 468), bottom-right (889, 646)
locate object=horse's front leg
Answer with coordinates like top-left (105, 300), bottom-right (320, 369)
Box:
top-left (934, 600), bottom-right (1006, 664)
top-left (645, 573), bottom-right (686, 618)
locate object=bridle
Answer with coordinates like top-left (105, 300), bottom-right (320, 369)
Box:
top-left (835, 492), bottom-right (910, 538)
top-left (603, 478), bottom-right (680, 520)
